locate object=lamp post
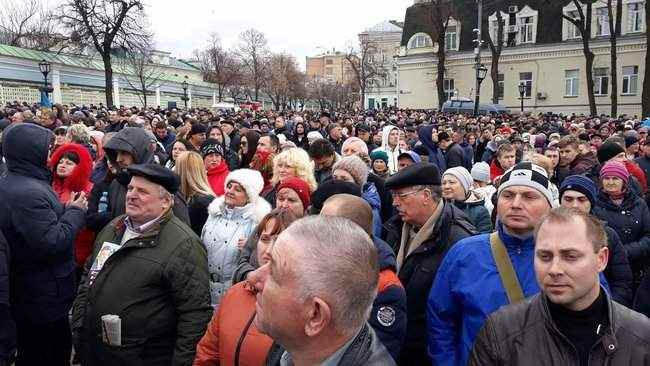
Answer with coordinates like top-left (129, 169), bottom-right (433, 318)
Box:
top-left (518, 82), bottom-right (526, 113)
top-left (473, 63), bottom-right (488, 116)
top-left (38, 59), bottom-right (53, 96)
top-left (181, 80), bottom-right (189, 109)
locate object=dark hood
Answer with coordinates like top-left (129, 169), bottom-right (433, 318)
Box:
top-left (103, 127), bottom-right (154, 165)
top-left (373, 236), bottom-right (397, 271)
top-left (3, 123), bottom-right (53, 182)
top-left (417, 125), bottom-right (437, 153)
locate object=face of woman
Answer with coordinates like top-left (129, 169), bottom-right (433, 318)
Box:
top-left (276, 188), bottom-right (305, 218)
top-left (442, 175), bottom-right (466, 201)
top-left (333, 169), bottom-right (356, 185)
top-left (296, 124), bottom-right (304, 134)
top-left (602, 176), bottom-right (624, 194)
top-left (209, 128), bottom-right (223, 143)
top-left (373, 160), bottom-right (387, 173)
top-left (256, 219), bottom-right (278, 266)
top-left (56, 157), bottom-right (77, 178)
top-left (224, 181), bottom-right (249, 208)
top-left (240, 136), bottom-right (248, 154)
top-left (277, 162), bottom-right (296, 183)
top-left (172, 142), bottom-right (187, 161)
top-left (204, 153), bottom-right (223, 170)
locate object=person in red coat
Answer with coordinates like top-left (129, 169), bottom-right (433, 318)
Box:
top-left (49, 143), bottom-right (94, 270)
top-left (201, 139), bottom-right (229, 197)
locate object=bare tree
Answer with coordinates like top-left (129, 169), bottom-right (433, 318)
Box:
top-left (644, 0), bottom-right (650, 116)
top-left (119, 45), bottom-right (166, 107)
top-left (427, 0), bottom-right (454, 109)
top-left (288, 71), bottom-right (308, 109)
top-left (58, 0), bottom-right (151, 107)
top-left (607, 0), bottom-right (623, 117)
top-left (345, 37), bottom-right (387, 108)
top-left (195, 34), bottom-right (242, 103)
top-left (262, 52), bottom-right (300, 110)
top-left (0, 0), bottom-right (67, 52)
top-left (483, 7), bottom-right (506, 105)
top-left (236, 29), bottom-right (269, 102)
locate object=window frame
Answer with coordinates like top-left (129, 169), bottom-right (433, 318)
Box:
top-left (593, 67), bottom-right (609, 96)
top-left (443, 78), bottom-right (455, 101)
top-left (519, 72), bottom-right (533, 98)
top-left (408, 32), bottom-right (433, 49)
top-left (596, 7), bottom-right (611, 36)
top-left (564, 69), bottom-right (580, 97)
top-left (622, 65), bottom-right (639, 95)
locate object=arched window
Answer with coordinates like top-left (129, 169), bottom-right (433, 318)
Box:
top-left (407, 32), bottom-right (433, 49)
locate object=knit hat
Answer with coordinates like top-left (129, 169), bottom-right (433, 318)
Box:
top-left (597, 141), bottom-right (625, 164)
top-left (599, 160), bottom-right (629, 184)
top-left (200, 138), bottom-right (224, 159)
top-left (224, 169), bottom-right (264, 204)
top-left (332, 155), bottom-right (369, 187)
top-left (370, 150), bottom-right (389, 165)
top-left (341, 137), bottom-right (369, 156)
top-left (188, 123), bottom-right (207, 137)
top-left (309, 180), bottom-right (361, 214)
top-left (497, 162), bottom-right (555, 207)
top-left (471, 162), bottom-right (491, 183)
top-left (277, 177), bottom-right (311, 210)
top-left (443, 167), bottom-right (473, 196)
top-left (625, 135), bottom-right (639, 148)
top-left (559, 175), bottom-right (597, 208)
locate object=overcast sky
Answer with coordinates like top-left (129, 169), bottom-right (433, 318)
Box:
top-left (144, 0), bottom-right (412, 69)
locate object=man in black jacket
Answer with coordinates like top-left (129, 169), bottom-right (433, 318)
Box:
top-left (383, 163), bottom-right (476, 365)
top-left (0, 123), bottom-right (87, 366)
top-left (0, 230), bottom-right (14, 366)
top-left (438, 131), bottom-right (467, 169)
top-left (470, 208), bottom-right (650, 366)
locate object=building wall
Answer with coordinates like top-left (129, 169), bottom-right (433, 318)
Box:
top-left (306, 52), bottom-right (355, 84)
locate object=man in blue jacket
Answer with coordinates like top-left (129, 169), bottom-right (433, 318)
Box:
top-left (0, 123), bottom-right (87, 365)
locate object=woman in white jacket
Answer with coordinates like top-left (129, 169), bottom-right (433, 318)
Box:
top-left (201, 168), bottom-right (271, 308)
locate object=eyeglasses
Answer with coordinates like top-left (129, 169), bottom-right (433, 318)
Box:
top-left (391, 188), bottom-right (425, 200)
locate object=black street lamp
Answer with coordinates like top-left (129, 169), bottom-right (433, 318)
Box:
top-left (518, 82), bottom-right (526, 113)
top-left (38, 59), bottom-right (53, 96)
top-left (181, 80), bottom-right (189, 109)
top-left (473, 64), bottom-right (488, 116)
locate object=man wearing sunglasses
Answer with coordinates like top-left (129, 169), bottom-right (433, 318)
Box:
top-left (383, 162), bottom-right (476, 365)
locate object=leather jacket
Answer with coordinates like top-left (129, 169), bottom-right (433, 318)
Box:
top-left (469, 290), bottom-right (650, 366)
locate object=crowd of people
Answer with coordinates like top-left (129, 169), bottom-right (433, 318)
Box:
top-left (1, 100), bottom-right (650, 366)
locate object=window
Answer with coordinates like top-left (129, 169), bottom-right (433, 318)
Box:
top-left (408, 33), bottom-right (433, 49)
top-left (565, 69), bottom-right (579, 96)
top-left (593, 68), bottom-right (609, 95)
top-left (520, 16), bottom-right (534, 43)
top-left (629, 3), bottom-right (644, 33)
top-left (622, 66), bottom-right (638, 95)
top-left (497, 73), bottom-right (504, 100)
top-left (445, 26), bottom-right (457, 50)
top-left (596, 8), bottom-right (610, 36)
top-left (519, 72), bottom-right (532, 97)
top-left (489, 11), bottom-right (508, 46)
top-left (443, 79), bottom-right (455, 101)
top-left (325, 59), bottom-right (333, 65)
top-left (566, 10), bottom-right (581, 39)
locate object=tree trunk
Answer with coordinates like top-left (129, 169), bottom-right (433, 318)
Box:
top-left (490, 53), bottom-right (500, 105)
top-left (436, 46), bottom-right (446, 109)
top-left (643, 0), bottom-right (650, 116)
top-left (608, 0), bottom-right (622, 117)
top-left (585, 49), bottom-right (597, 116)
top-left (103, 55), bottom-right (114, 107)
top-left (143, 92), bottom-right (147, 108)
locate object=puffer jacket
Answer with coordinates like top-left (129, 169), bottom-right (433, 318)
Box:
top-left (469, 290), bottom-right (650, 366)
top-left (0, 123), bottom-right (85, 324)
top-left (362, 182), bottom-right (383, 239)
top-left (451, 192), bottom-right (492, 234)
top-left (71, 211), bottom-right (212, 366)
top-left (201, 196), bottom-right (270, 307)
top-left (593, 190), bottom-right (650, 281)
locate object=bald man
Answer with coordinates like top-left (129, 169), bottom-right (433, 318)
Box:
top-left (321, 194), bottom-right (406, 360)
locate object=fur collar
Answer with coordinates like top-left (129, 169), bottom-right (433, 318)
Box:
top-left (207, 195), bottom-right (271, 222)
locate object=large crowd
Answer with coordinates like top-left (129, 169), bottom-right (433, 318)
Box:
top-left (1, 100), bottom-right (650, 366)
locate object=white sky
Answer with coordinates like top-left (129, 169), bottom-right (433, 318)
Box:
top-left (144, 0), bottom-right (412, 69)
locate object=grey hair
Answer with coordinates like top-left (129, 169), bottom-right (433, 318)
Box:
top-left (282, 216), bottom-right (379, 335)
top-left (157, 186), bottom-right (174, 202)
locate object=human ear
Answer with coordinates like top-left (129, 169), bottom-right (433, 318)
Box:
top-left (596, 247), bottom-right (609, 272)
top-left (304, 297), bottom-right (331, 337)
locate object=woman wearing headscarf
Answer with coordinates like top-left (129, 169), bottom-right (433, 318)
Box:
top-left (208, 124), bottom-right (239, 170)
top-left (239, 130), bottom-right (261, 169)
top-left (201, 139), bottom-right (230, 197)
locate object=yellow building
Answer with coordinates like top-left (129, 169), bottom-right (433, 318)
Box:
top-left (306, 49), bottom-right (356, 85)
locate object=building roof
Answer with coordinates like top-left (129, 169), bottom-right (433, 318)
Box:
top-left (363, 20), bottom-right (404, 34)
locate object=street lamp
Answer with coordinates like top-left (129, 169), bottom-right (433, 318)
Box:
top-left (518, 82), bottom-right (526, 113)
top-left (181, 80), bottom-right (189, 109)
top-left (473, 64), bottom-right (488, 116)
top-left (38, 59), bottom-right (53, 95)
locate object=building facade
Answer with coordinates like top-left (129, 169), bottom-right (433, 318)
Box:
top-left (305, 49), bottom-right (356, 85)
top-left (396, 0), bottom-right (646, 116)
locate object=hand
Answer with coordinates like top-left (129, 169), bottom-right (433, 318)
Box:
top-left (69, 192), bottom-right (88, 211)
top-left (237, 237), bottom-right (247, 250)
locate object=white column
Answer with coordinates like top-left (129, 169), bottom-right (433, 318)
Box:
top-left (155, 86), bottom-right (161, 107)
top-left (51, 66), bottom-right (62, 104)
top-left (112, 77), bottom-right (120, 107)
top-left (187, 86), bottom-right (192, 108)
top-left (212, 90), bottom-right (217, 107)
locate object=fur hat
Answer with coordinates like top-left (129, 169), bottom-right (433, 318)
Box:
top-left (224, 169), bottom-right (264, 204)
top-left (332, 155), bottom-right (369, 187)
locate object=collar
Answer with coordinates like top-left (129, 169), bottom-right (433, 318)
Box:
top-left (396, 200), bottom-right (444, 270)
top-left (279, 326), bottom-right (363, 366)
top-left (496, 220), bottom-right (535, 250)
top-left (119, 208), bottom-right (172, 238)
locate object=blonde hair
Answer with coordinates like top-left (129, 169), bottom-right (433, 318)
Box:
top-left (175, 151), bottom-right (215, 200)
top-left (67, 123), bottom-right (91, 144)
top-left (271, 148), bottom-right (318, 191)
top-left (528, 153), bottom-right (553, 177)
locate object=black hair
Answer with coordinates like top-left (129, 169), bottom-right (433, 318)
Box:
top-left (308, 138), bottom-right (335, 159)
top-left (60, 151), bottom-right (80, 165)
top-left (261, 133), bottom-right (280, 150)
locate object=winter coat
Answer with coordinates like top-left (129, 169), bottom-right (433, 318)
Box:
top-left (187, 194), bottom-right (214, 237)
top-left (71, 211), bottom-right (212, 366)
top-left (452, 193), bottom-right (493, 234)
top-left (474, 185), bottom-right (496, 216)
top-left (383, 201), bottom-right (476, 365)
top-left (603, 226), bottom-right (634, 306)
top-left (362, 182), bottom-right (383, 239)
top-left (417, 126), bottom-right (446, 172)
top-left (368, 172), bottom-right (394, 227)
top-left (556, 152), bottom-right (598, 185)
top-left (0, 230), bottom-right (14, 364)
top-left (593, 190), bottom-right (650, 281)
top-left (635, 155), bottom-right (650, 184)
top-left (289, 122), bottom-right (309, 150)
top-left (201, 196), bottom-right (270, 308)
top-left (445, 142), bottom-right (467, 169)
top-left (372, 125), bottom-right (403, 175)
top-left (469, 290), bottom-right (650, 366)
top-left (157, 131), bottom-right (176, 154)
top-left (489, 159), bottom-right (505, 182)
top-left (0, 123), bottom-right (85, 324)
top-left (460, 141), bottom-right (474, 168)
top-left (206, 161), bottom-right (229, 197)
top-left (481, 141), bottom-right (497, 164)
top-left (427, 222), bottom-right (610, 366)
top-left (193, 281), bottom-right (273, 366)
top-left (49, 143), bottom-right (96, 267)
top-left (634, 273), bottom-right (650, 318)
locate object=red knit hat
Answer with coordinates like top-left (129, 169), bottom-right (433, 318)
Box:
top-left (277, 177), bottom-right (311, 209)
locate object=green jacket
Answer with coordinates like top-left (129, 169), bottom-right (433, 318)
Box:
top-left (71, 211), bottom-right (212, 366)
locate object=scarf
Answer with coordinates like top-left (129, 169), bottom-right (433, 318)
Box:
top-left (396, 201), bottom-right (444, 271)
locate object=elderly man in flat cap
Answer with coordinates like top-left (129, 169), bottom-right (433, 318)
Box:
top-left (383, 163), bottom-right (476, 365)
top-left (72, 164), bottom-right (211, 366)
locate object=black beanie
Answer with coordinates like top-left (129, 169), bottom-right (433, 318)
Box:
top-left (309, 180), bottom-right (361, 214)
top-left (596, 141), bottom-right (625, 164)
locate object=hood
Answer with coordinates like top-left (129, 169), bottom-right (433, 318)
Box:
top-left (4, 123), bottom-right (53, 182)
top-left (49, 143), bottom-right (93, 193)
top-left (381, 125), bottom-right (399, 149)
top-left (417, 125), bottom-right (437, 153)
top-left (207, 195), bottom-right (271, 222)
top-left (103, 127), bottom-right (154, 165)
top-left (373, 236), bottom-right (397, 271)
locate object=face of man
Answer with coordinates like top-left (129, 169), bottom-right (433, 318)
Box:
top-left (116, 151), bottom-right (135, 169)
top-left (544, 149), bottom-right (560, 169)
top-left (398, 157), bottom-right (416, 171)
top-left (392, 186), bottom-right (431, 226)
top-left (497, 150), bottom-right (516, 170)
top-left (126, 176), bottom-right (170, 225)
top-left (559, 146), bottom-right (579, 166)
top-left (644, 143), bottom-right (650, 158)
top-left (560, 190), bottom-right (592, 214)
top-left (329, 126), bottom-right (342, 141)
top-left (388, 129), bottom-right (399, 147)
top-left (358, 130), bottom-right (370, 143)
top-left (221, 123), bottom-right (234, 135)
top-left (155, 127), bottom-right (167, 140)
top-left (274, 117), bottom-right (285, 129)
top-left (590, 136), bottom-right (603, 147)
top-left (342, 141), bottom-right (365, 157)
top-left (190, 133), bottom-right (206, 147)
top-left (438, 139), bottom-right (451, 150)
top-left (312, 154), bottom-right (334, 172)
top-left (497, 186), bottom-right (551, 236)
top-left (257, 136), bottom-right (274, 153)
top-left (627, 142), bottom-right (640, 155)
top-left (535, 217), bottom-right (608, 311)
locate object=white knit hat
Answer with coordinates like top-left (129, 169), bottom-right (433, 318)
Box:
top-left (443, 167), bottom-right (473, 197)
top-left (224, 169), bottom-right (264, 204)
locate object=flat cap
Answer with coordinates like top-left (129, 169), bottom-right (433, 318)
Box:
top-left (385, 162), bottom-right (441, 189)
top-left (127, 163), bottom-right (180, 194)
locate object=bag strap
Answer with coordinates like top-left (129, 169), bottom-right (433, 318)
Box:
top-left (489, 232), bottom-right (525, 304)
